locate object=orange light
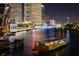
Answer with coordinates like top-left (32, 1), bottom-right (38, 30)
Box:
top-left (45, 43), bottom-right (51, 47)
top-left (50, 42), bottom-right (54, 45)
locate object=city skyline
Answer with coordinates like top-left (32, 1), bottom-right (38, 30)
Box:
top-left (43, 3), bottom-right (79, 24)
top-left (0, 3), bottom-right (79, 56)
top-left (1, 3), bottom-right (79, 24)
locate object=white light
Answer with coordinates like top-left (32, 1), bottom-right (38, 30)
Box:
top-left (61, 40), bottom-right (64, 43)
top-left (5, 6), bottom-right (9, 10)
top-left (45, 43), bottom-right (48, 46)
top-left (41, 5), bottom-right (44, 8)
top-left (50, 19), bottom-right (55, 25)
top-left (16, 22), bottom-right (19, 24)
top-left (56, 24), bottom-right (62, 28)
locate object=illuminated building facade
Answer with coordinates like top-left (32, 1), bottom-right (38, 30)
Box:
top-left (24, 3), bottom-right (43, 25)
top-left (24, 3), bottom-right (31, 21)
top-left (31, 3), bottom-right (42, 25)
top-left (9, 4), bottom-right (22, 22)
top-left (9, 3), bottom-right (43, 25)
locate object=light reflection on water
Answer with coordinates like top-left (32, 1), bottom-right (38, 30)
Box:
top-left (15, 28), bottom-right (66, 55)
top-left (0, 28), bottom-right (67, 56)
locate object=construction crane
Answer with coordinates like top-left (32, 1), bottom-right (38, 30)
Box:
top-left (0, 4), bottom-right (10, 37)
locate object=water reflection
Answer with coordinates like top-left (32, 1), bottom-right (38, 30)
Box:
top-left (0, 28), bottom-right (67, 56)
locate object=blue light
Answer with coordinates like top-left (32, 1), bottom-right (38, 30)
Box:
top-left (42, 26), bottom-right (55, 29)
top-left (35, 26), bottom-right (55, 30)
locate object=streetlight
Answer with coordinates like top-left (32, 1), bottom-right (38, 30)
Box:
top-left (5, 6), bottom-right (9, 10)
top-left (5, 4), bottom-right (10, 10)
top-left (2, 4), bottom-right (11, 26)
top-left (41, 5), bottom-right (44, 8)
top-left (4, 4), bottom-right (10, 15)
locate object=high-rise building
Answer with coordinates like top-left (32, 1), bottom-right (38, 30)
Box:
top-left (9, 3), bottom-right (43, 25)
top-left (31, 3), bottom-right (42, 25)
top-left (9, 3), bottom-right (22, 22)
top-left (24, 3), bottom-right (31, 21)
top-left (24, 3), bottom-right (43, 25)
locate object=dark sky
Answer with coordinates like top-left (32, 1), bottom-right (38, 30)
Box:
top-left (43, 3), bottom-right (79, 24)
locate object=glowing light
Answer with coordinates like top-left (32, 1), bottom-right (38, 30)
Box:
top-left (55, 41), bottom-right (58, 44)
top-left (31, 29), bottom-right (36, 49)
top-left (35, 26), bottom-right (55, 29)
top-left (41, 5), bottom-right (44, 8)
top-left (5, 6), bottom-right (9, 10)
top-left (50, 42), bottom-right (54, 45)
top-left (59, 42), bottom-right (61, 44)
top-left (61, 40), bottom-right (64, 43)
top-left (50, 20), bottom-right (55, 25)
top-left (32, 29), bottom-right (35, 32)
top-left (56, 24), bottom-right (62, 28)
top-left (45, 43), bottom-right (48, 46)
top-left (25, 21), bottom-right (29, 23)
top-left (16, 22), bottom-right (19, 24)
top-left (45, 42), bottom-right (51, 47)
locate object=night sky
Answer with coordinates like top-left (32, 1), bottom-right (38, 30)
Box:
top-left (43, 3), bottom-right (79, 24)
